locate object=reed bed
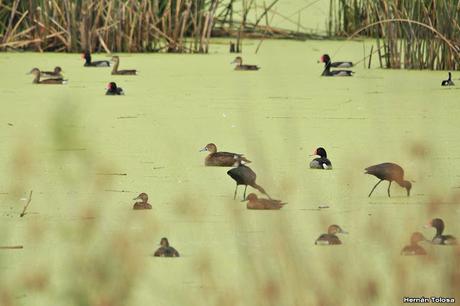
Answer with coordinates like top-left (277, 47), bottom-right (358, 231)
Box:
top-left (329, 0), bottom-right (460, 70)
top-left (0, 0), bottom-right (315, 53)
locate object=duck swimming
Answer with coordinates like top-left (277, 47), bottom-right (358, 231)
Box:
top-left (41, 66), bottom-right (63, 78)
top-left (365, 162), bottom-right (412, 197)
top-left (153, 238), bottom-right (180, 257)
top-left (82, 50), bottom-right (110, 67)
top-left (28, 68), bottom-right (67, 84)
top-left (425, 218), bottom-right (457, 245)
top-left (315, 224), bottom-right (347, 245)
top-left (320, 55), bottom-right (353, 76)
top-left (232, 56), bottom-right (260, 71)
top-left (309, 147), bottom-right (332, 169)
top-left (200, 143), bottom-right (251, 167)
top-left (401, 232), bottom-right (428, 255)
top-left (106, 82), bottom-right (124, 95)
top-left (132, 193), bottom-right (152, 210)
top-left (227, 160), bottom-right (270, 200)
top-left (245, 193), bottom-right (286, 210)
top-left (441, 72), bottom-right (454, 86)
top-left (111, 56), bottom-right (137, 75)
top-left (320, 54), bottom-right (353, 68)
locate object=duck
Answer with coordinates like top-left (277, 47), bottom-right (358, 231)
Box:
top-left (309, 147), bottom-right (332, 169)
top-left (401, 232), bottom-right (428, 255)
top-left (41, 66), bottom-right (63, 78)
top-left (245, 193), bottom-right (286, 210)
top-left (425, 218), bottom-right (457, 245)
top-left (321, 64), bottom-right (354, 76)
top-left (364, 162), bottom-right (412, 197)
top-left (106, 82), bottom-right (124, 95)
top-left (82, 50), bottom-right (110, 67)
top-left (111, 56), bottom-right (137, 75)
top-left (320, 54), bottom-right (353, 68)
top-left (153, 237), bottom-right (180, 257)
top-left (28, 68), bottom-right (67, 84)
top-left (200, 143), bottom-right (251, 167)
top-left (315, 224), bottom-right (347, 245)
top-left (132, 193), bottom-right (152, 210)
top-left (227, 160), bottom-right (270, 200)
top-left (441, 72), bottom-right (454, 86)
top-left (232, 56), bottom-right (260, 71)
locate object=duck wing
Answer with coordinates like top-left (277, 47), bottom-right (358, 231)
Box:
top-left (331, 61), bottom-right (353, 68)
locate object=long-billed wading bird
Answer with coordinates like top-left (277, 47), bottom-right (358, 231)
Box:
top-left (365, 162), bottom-right (412, 197)
top-left (227, 160), bottom-right (270, 200)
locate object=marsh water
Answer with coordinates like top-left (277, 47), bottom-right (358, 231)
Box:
top-left (0, 39), bottom-right (459, 305)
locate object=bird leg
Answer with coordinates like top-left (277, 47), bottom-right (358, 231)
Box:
top-left (387, 181), bottom-right (392, 197)
top-left (233, 184), bottom-right (238, 200)
top-left (243, 185), bottom-right (248, 200)
top-left (368, 180), bottom-right (383, 197)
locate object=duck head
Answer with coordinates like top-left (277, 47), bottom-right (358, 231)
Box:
top-left (320, 54), bottom-right (331, 64)
top-left (28, 68), bottom-right (40, 75)
top-left (231, 56), bottom-right (243, 66)
top-left (159, 237), bottom-right (170, 247)
top-left (54, 66), bottom-right (63, 73)
top-left (81, 50), bottom-right (91, 61)
top-left (245, 193), bottom-right (258, 202)
top-left (200, 143), bottom-right (217, 153)
top-left (410, 232), bottom-right (428, 245)
top-left (107, 82), bottom-right (117, 90)
top-left (111, 55), bottom-right (120, 62)
top-left (328, 224), bottom-right (347, 235)
top-left (425, 218), bottom-right (444, 235)
top-left (312, 147), bottom-right (328, 158)
top-left (133, 192), bottom-right (148, 203)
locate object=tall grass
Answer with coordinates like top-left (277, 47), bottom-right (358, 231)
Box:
top-left (329, 0), bottom-right (460, 70)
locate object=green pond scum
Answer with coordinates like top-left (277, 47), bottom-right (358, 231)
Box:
top-left (0, 33), bottom-right (459, 306)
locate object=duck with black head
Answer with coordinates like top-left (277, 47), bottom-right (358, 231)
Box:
top-left (309, 147), bottom-right (332, 170)
top-left (315, 225), bottom-right (348, 245)
top-left (425, 218), bottom-right (457, 245)
top-left (401, 232), bottom-right (428, 255)
top-left (231, 56), bottom-right (260, 71)
top-left (106, 82), bottom-right (124, 95)
top-left (320, 54), bottom-right (353, 76)
top-left (441, 72), bottom-right (454, 86)
top-left (200, 143), bottom-right (251, 167)
top-left (82, 50), bottom-right (110, 67)
top-left (153, 238), bottom-right (180, 257)
top-left (132, 193), bottom-right (152, 210)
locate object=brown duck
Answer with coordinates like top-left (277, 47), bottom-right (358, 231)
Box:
top-left (200, 143), bottom-right (251, 167)
top-left (111, 56), bottom-right (137, 75)
top-left (401, 232), bottom-right (428, 255)
top-left (245, 193), bottom-right (286, 210)
top-left (132, 193), bottom-right (152, 210)
top-left (28, 68), bottom-right (67, 84)
top-left (41, 66), bottom-right (63, 78)
top-left (232, 56), bottom-right (260, 71)
top-left (315, 225), bottom-right (348, 245)
top-left (153, 238), bottom-right (180, 257)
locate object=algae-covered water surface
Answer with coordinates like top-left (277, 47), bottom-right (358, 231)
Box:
top-left (0, 40), bottom-right (459, 305)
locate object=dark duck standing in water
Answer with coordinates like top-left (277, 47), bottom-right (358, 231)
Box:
top-left (132, 193), bottom-right (152, 210)
top-left (82, 50), bottom-right (110, 67)
top-left (309, 147), bottom-right (332, 169)
top-left (28, 68), bottom-right (67, 84)
top-left (41, 66), bottom-right (63, 78)
top-left (232, 56), bottom-right (260, 71)
top-left (200, 143), bottom-right (251, 167)
top-left (111, 56), bottom-right (137, 75)
top-left (320, 54), bottom-right (353, 76)
top-left (315, 225), bottom-right (348, 245)
top-left (227, 160), bottom-right (270, 200)
top-left (245, 193), bottom-right (286, 210)
top-left (106, 82), bottom-right (124, 95)
top-left (425, 218), bottom-right (457, 245)
top-left (441, 72), bottom-right (454, 86)
top-left (401, 232), bottom-right (428, 256)
top-left (153, 238), bottom-right (180, 257)
top-left (365, 162), bottom-right (412, 197)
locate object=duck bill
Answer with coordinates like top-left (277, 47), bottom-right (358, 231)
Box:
top-left (340, 229), bottom-right (348, 234)
top-left (199, 147), bottom-right (207, 152)
top-left (132, 196), bottom-right (141, 200)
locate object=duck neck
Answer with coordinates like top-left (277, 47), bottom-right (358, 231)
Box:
top-left (435, 224), bottom-right (444, 237)
top-left (85, 56), bottom-right (91, 65)
top-left (112, 59), bottom-right (119, 73)
top-left (33, 73), bottom-right (40, 84)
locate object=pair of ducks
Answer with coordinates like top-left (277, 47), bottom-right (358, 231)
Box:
top-left (200, 143), bottom-right (283, 208)
top-left (401, 218), bottom-right (457, 256)
top-left (28, 67), bottom-right (67, 84)
top-left (82, 51), bottom-right (137, 75)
